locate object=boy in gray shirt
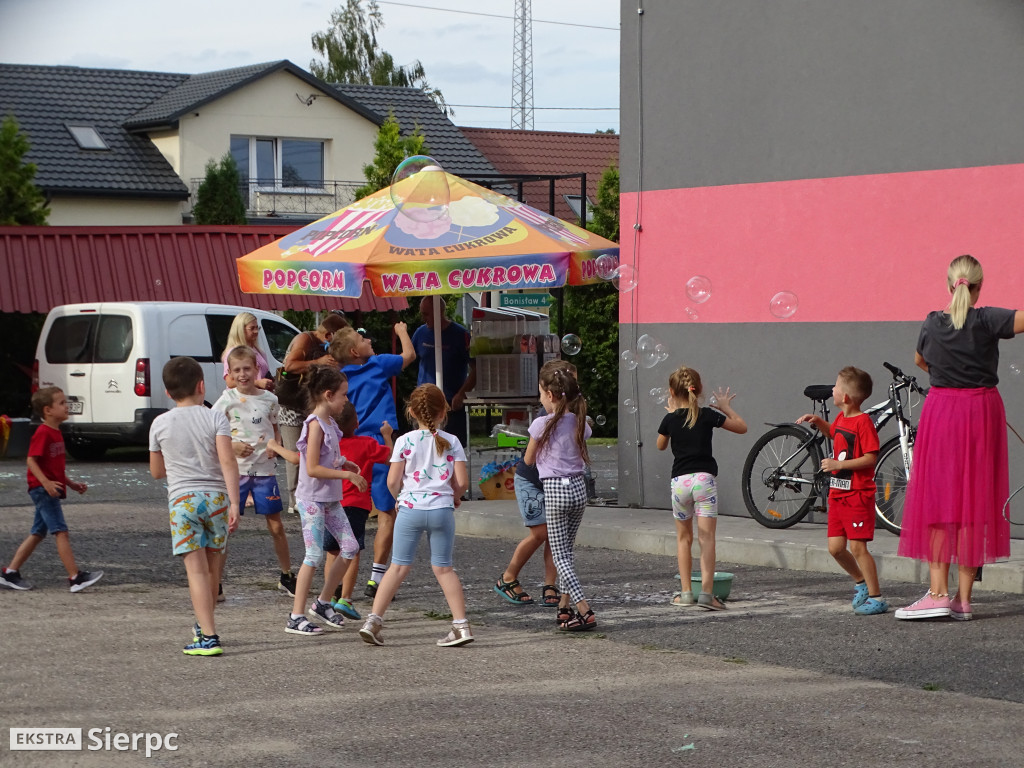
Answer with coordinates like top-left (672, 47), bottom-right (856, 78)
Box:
top-left (150, 357), bottom-right (240, 656)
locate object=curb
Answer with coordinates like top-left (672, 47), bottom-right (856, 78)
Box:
top-left (454, 507), bottom-right (1024, 595)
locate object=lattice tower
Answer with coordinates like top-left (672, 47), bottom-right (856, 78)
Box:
top-left (511, 0), bottom-right (534, 130)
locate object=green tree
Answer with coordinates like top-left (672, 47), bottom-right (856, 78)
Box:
top-left (590, 163), bottom-right (619, 242)
top-left (354, 112), bottom-right (427, 200)
top-left (557, 163), bottom-right (620, 435)
top-left (192, 154), bottom-right (246, 225)
top-left (311, 0), bottom-right (452, 116)
top-left (0, 115), bottom-right (49, 226)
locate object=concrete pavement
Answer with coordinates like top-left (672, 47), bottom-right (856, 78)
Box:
top-left (456, 501), bottom-right (1024, 595)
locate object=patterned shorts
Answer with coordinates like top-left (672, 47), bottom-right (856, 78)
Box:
top-left (670, 472), bottom-right (718, 521)
top-left (169, 491), bottom-right (230, 555)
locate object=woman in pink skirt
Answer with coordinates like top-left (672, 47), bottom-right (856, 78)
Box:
top-left (895, 255), bottom-right (1023, 621)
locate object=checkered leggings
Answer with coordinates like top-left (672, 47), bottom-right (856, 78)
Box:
top-left (543, 474), bottom-right (589, 604)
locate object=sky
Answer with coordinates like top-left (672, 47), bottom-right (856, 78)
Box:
top-left (0, 0), bottom-right (621, 133)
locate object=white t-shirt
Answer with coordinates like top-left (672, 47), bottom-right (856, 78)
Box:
top-left (149, 406), bottom-right (231, 499)
top-left (390, 429), bottom-right (466, 510)
top-left (211, 388), bottom-right (280, 476)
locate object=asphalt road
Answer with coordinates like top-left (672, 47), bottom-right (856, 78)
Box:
top-left (3, 458), bottom-right (1024, 767)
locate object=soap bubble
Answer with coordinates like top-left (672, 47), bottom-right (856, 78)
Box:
top-left (654, 343), bottom-right (669, 362)
top-left (637, 334), bottom-right (661, 368)
top-left (390, 155), bottom-right (449, 222)
top-left (769, 291), bottom-right (799, 319)
top-left (595, 415), bottom-right (607, 426)
top-left (1010, 363), bottom-right (1022, 376)
top-left (685, 275), bottom-right (712, 304)
top-left (595, 254), bottom-right (618, 280)
top-left (684, 307), bottom-right (699, 321)
top-left (612, 264), bottom-right (639, 292)
top-left (620, 350), bottom-right (638, 370)
top-left (649, 387), bottom-right (668, 403)
top-left (560, 334), bottom-right (582, 355)
top-left (622, 398), bottom-right (638, 414)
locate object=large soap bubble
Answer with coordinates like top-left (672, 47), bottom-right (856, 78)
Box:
top-left (612, 264), bottom-right (639, 293)
top-left (769, 291), bottom-right (799, 319)
top-left (622, 398), bottom-right (638, 414)
top-left (620, 350), bottom-right (638, 370)
top-left (560, 334), bottom-right (582, 356)
top-left (685, 275), bottom-right (712, 304)
top-left (654, 343), bottom-right (669, 362)
top-left (595, 414), bottom-right (607, 426)
top-left (594, 254), bottom-right (618, 280)
top-left (636, 334), bottom-right (661, 369)
top-left (649, 387), bottom-right (668, 404)
top-left (390, 155), bottom-right (449, 222)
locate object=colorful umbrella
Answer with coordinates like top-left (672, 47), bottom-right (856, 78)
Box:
top-left (236, 172), bottom-right (619, 299)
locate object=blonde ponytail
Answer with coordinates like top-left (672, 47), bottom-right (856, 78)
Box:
top-left (668, 365), bottom-right (703, 429)
top-left (946, 254), bottom-right (983, 330)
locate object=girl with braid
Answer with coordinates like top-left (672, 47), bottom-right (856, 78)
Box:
top-left (358, 384), bottom-right (472, 647)
top-left (657, 366), bottom-right (747, 610)
top-left (524, 365), bottom-right (596, 631)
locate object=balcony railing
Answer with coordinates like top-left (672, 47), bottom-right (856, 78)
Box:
top-left (188, 178), bottom-right (365, 220)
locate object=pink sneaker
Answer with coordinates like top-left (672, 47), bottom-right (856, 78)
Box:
top-left (950, 597), bottom-right (973, 621)
top-left (894, 591), bottom-right (951, 620)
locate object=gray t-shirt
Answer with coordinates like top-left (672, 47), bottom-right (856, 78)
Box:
top-left (149, 406), bottom-right (231, 499)
top-left (917, 307), bottom-right (1017, 388)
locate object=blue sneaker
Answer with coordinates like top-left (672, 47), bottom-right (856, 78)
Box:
top-left (184, 633), bottom-right (223, 656)
top-left (854, 597), bottom-right (889, 615)
top-left (851, 582), bottom-right (869, 609)
top-left (333, 597), bottom-right (362, 620)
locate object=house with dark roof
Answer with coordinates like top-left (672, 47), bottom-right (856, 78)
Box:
top-left (0, 60), bottom-right (499, 227)
top-left (459, 127), bottom-right (618, 223)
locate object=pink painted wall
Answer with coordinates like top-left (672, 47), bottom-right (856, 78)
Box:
top-left (619, 163), bottom-right (1024, 324)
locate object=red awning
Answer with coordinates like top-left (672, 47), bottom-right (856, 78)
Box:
top-left (0, 225), bottom-right (408, 314)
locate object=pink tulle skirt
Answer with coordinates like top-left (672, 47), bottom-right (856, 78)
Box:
top-left (897, 387), bottom-right (1010, 566)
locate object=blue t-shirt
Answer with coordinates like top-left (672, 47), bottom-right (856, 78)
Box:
top-left (343, 353), bottom-right (404, 444)
top-left (412, 322), bottom-right (471, 403)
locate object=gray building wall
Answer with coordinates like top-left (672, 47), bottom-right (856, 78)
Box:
top-left (617, 1), bottom-right (1024, 522)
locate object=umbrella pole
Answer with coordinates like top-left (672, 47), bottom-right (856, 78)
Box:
top-left (433, 295), bottom-right (444, 396)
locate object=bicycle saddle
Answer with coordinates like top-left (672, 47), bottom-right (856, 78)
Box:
top-left (803, 385), bottom-right (833, 401)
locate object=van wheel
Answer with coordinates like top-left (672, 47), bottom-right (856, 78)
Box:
top-left (66, 439), bottom-right (107, 461)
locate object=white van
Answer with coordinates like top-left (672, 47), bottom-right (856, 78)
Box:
top-left (33, 302), bottom-right (300, 459)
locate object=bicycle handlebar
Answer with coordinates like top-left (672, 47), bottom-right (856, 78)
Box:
top-left (883, 361), bottom-right (927, 396)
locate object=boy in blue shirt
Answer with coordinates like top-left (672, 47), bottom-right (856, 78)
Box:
top-left (329, 322), bottom-right (415, 596)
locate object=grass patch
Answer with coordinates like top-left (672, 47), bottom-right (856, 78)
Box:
top-left (922, 682), bottom-right (943, 691)
top-left (424, 610), bottom-right (453, 621)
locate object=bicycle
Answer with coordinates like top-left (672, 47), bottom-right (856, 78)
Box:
top-left (741, 362), bottom-right (926, 533)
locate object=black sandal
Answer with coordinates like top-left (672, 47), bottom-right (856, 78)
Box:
top-left (560, 609), bottom-right (597, 632)
top-left (494, 577), bottom-right (534, 605)
top-left (541, 584), bottom-right (561, 608)
top-left (556, 605), bottom-right (573, 625)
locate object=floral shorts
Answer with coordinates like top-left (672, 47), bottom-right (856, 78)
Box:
top-left (670, 473), bottom-right (718, 521)
top-left (169, 491), bottom-right (230, 555)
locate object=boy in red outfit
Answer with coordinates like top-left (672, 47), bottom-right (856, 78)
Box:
top-left (0, 387), bottom-right (103, 592)
top-left (798, 366), bottom-right (888, 615)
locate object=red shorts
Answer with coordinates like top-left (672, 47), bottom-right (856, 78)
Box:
top-left (827, 490), bottom-right (875, 540)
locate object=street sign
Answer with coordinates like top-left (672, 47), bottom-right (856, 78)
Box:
top-left (500, 293), bottom-right (551, 308)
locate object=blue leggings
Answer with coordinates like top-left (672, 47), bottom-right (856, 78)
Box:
top-left (390, 506), bottom-right (456, 567)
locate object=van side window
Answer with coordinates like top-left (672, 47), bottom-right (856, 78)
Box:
top-left (94, 315), bottom-right (133, 363)
top-left (263, 318), bottom-right (299, 362)
top-left (45, 316), bottom-right (97, 364)
top-left (205, 315), bottom-right (235, 363)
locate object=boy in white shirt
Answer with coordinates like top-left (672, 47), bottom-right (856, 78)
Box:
top-left (213, 346), bottom-right (296, 596)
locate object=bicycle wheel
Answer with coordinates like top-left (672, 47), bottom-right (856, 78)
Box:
top-left (874, 436), bottom-right (910, 535)
top-left (741, 425), bottom-right (823, 528)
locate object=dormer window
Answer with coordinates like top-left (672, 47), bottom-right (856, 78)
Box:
top-left (66, 124), bottom-right (109, 150)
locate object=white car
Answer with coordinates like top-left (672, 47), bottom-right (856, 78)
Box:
top-left (33, 301), bottom-right (299, 459)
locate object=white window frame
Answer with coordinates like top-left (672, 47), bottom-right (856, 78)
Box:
top-left (231, 135), bottom-right (328, 195)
